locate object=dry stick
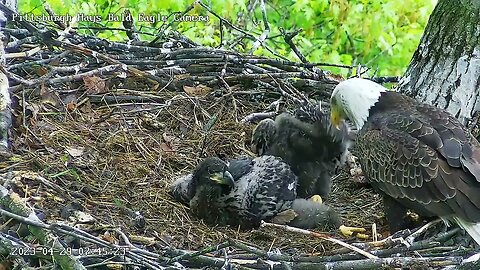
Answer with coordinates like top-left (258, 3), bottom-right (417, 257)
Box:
top-left (5, 64), bottom-right (120, 86)
top-left (229, 236), bottom-right (463, 268)
top-left (46, 224), bottom-right (164, 269)
top-left (1, 3), bottom-right (73, 61)
top-left (0, 186), bottom-right (87, 270)
top-left (218, 76), bottom-right (238, 121)
top-left (66, 33), bottom-right (170, 55)
top-left (294, 256), bottom-right (461, 270)
top-left (48, 40), bottom-right (169, 86)
top-left (166, 241), bottom-right (230, 264)
top-left (244, 62), bottom-right (274, 74)
top-left (0, 205), bottom-right (164, 269)
top-left (44, 4), bottom-right (67, 29)
top-left (165, 248), bottom-right (252, 270)
top-left (198, 71), bottom-right (306, 84)
top-left (331, 229), bottom-right (464, 263)
top-left (15, 171), bottom-right (74, 201)
top-left (83, 260), bottom-right (147, 269)
top-left (283, 80), bottom-right (310, 103)
top-left (165, 47), bottom-right (241, 59)
top-left (152, 2), bottom-right (196, 44)
top-left (268, 75), bottom-right (305, 104)
top-left (162, 48), bottom-right (351, 70)
top-left (260, 221), bottom-right (378, 259)
top-left (406, 219), bottom-right (443, 244)
top-left (123, 9), bottom-right (140, 42)
top-left (228, 238), bottom-right (300, 262)
top-left (42, 64), bottom-right (116, 85)
top-left (5, 36), bottom-right (38, 49)
top-left (7, 51), bottom-right (70, 70)
top-left (229, 229), bottom-right (463, 264)
top-left (195, 1), bottom-right (256, 41)
top-left (5, 47), bottom-right (42, 59)
top-left (0, 233), bottom-right (32, 268)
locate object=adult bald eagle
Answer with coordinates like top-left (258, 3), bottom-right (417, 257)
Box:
top-left (170, 156), bottom-right (340, 229)
top-left (330, 77), bottom-right (480, 244)
top-left (251, 102), bottom-right (350, 199)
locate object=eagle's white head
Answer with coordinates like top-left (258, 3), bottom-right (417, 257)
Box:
top-left (330, 78), bottom-right (387, 130)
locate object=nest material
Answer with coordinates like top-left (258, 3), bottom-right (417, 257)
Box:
top-left (0, 3), bottom-right (478, 269)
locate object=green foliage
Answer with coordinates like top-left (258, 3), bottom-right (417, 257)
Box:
top-left (18, 0), bottom-right (437, 76)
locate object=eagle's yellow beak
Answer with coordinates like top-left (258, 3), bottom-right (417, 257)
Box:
top-left (330, 104), bottom-right (343, 130)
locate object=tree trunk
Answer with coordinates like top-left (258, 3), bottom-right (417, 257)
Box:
top-left (397, 0), bottom-right (480, 126)
top-left (0, 0), bottom-right (17, 28)
top-left (0, 0), bottom-right (15, 150)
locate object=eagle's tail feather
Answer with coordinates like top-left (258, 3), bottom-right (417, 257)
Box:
top-left (453, 216), bottom-right (480, 245)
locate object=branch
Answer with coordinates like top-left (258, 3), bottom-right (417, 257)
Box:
top-left (260, 221), bottom-right (378, 259)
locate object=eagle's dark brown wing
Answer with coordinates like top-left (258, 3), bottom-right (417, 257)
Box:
top-left (356, 109), bottom-right (480, 222)
top-left (416, 103), bottom-right (480, 180)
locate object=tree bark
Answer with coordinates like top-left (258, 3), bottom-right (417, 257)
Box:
top-left (397, 0), bottom-right (480, 126)
top-left (0, 0), bottom-right (15, 150)
top-left (0, 0), bottom-right (17, 28)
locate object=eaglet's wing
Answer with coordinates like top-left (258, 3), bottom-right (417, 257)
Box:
top-left (356, 112), bottom-right (480, 222)
top-left (222, 156), bottom-right (297, 224)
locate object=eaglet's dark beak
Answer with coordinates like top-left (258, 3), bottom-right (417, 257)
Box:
top-left (209, 171), bottom-right (235, 187)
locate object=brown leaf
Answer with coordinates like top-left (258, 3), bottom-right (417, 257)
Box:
top-left (183, 84), bottom-right (213, 96)
top-left (40, 85), bottom-right (61, 107)
top-left (34, 66), bottom-right (48, 76)
top-left (100, 231), bottom-right (117, 244)
top-left (160, 142), bottom-right (173, 152)
top-left (326, 73), bottom-right (344, 82)
top-left (66, 101), bottom-right (77, 111)
top-left (66, 146), bottom-right (84, 157)
top-left (83, 76), bottom-right (107, 94)
top-left (161, 133), bottom-right (181, 153)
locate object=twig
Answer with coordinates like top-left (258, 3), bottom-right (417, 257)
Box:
top-left (166, 241), bottom-right (230, 264)
top-left (47, 40), bottom-right (170, 87)
top-left (0, 186), bottom-right (87, 270)
top-left (164, 248), bottom-right (252, 270)
top-left (0, 196), bottom-right (164, 269)
top-left (260, 221), bottom-right (378, 259)
top-left (281, 28), bottom-right (307, 63)
top-left (6, 64), bottom-right (121, 86)
top-left (295, 256), bottom-right (462, 270)
top-left (406, 219), bottom-right (443, 244)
